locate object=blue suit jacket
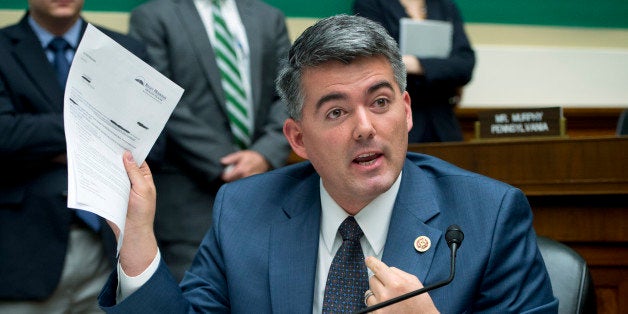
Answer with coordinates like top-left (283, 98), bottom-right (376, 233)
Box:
top-left (100, 153), bottom-right (558, 313)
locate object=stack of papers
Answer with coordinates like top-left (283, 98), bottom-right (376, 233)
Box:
top-left (64, 24), bottom-right (184, 253)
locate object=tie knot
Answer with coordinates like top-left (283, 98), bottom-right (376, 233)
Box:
top-left (48, 37), bottom-right (70, 52)
top-left (339, 216), bottom-right (363, 242)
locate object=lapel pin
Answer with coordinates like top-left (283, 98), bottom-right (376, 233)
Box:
top-left (414, 235), bottom-right (431, 253)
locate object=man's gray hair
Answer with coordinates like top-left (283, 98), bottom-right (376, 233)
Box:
top-left (276, 14), bottom-right (407, 120)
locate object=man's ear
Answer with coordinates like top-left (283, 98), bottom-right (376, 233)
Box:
top-left (403, 91), bottom-right (413, 132)
top-left (283, 118), bottom-right (308, 160)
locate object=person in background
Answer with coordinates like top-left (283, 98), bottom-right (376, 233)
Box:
top-left (127, 0), bottom-right (291, 281)
top-left (0, 0), bottom-right (157, 313)
top-left (354, 0), bottom-right (475, 143)
top-left (99, 14), bottom-right (556, 313)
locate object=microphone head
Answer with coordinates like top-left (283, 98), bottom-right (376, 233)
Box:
top-left (445, 224), bottom-right (464, 249)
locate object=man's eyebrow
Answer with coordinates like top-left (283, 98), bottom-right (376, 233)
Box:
top-left (367, 81), bottom-right (395, 95)
top-left (314, 81), bottom-right (395, 111)
top-left (315, 93), bottom-right (346, 111)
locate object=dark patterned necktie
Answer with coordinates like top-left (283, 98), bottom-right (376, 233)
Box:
top-left (322, 216), bottom-right (369, 313)
top-left (48, 37), bottom-right (71, 88)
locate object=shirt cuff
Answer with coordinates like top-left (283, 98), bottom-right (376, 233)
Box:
top-left (116, 249), bottom-right (161, 303)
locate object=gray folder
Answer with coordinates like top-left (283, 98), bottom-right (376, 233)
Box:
top-left (399, 18), bottom-right (453, 58)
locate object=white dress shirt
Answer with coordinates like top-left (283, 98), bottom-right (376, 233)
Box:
top-left (312, 173), bottom-right (401, 313)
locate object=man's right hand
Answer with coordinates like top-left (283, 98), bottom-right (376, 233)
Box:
top-left (109, 151), bottom-right (159, 277)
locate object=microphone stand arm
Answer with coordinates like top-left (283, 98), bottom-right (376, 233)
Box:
top-left (354, 243), bottom-right (458, 314)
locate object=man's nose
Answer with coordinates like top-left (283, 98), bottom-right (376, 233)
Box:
top-left (352, 107), bottom-right (376, 140)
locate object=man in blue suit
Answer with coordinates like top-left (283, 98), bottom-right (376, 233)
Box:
top-left (100, 15), bottom-right (558, 313)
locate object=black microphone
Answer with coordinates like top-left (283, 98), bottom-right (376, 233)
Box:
top-left (354, 225), bottom-right (464, 314)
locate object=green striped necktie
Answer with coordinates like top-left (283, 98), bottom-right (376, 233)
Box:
top-left (211, 0), bottom-right (251, 149)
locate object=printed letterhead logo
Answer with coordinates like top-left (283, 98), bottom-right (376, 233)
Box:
top-left (135, 76), bottom-right (166, 102)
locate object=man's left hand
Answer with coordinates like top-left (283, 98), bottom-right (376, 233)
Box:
top-left (220, 150), bottom-right (270, 182)
top-left (364, 256), bottom-right (439, 314)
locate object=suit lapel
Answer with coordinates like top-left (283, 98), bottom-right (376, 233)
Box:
top-left (269, 173), bottom-right (321, 313)
top-left (175, 0), bottom-right (224, 104)
top-left (7, 15), bottom-right (63, 111)
top-left (382, 160), bottom-right (443, 282)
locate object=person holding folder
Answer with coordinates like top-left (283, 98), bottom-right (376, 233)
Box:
top-left (354, 0), bottom-right (475, 143)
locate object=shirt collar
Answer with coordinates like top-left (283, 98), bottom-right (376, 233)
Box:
top-left (320, 172), bottom-right (402, 256)
top-left (28, 15), bottom-right (83, 50)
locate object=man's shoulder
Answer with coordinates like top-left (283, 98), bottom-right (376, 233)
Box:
top-left (406, 152), bottom-right (511, 188)
top-left (219, 162), bottom-right (317, 200)
top-left (0, 14), bottom-right (30, 40)
top-left (406, 152), bottom-right (472, 175)
top-left (0, 26), bottom-right (17, 47)
top-left (216, 162), bottom-right (319, 220)
top-left (0, 22), bottom-right (22, 36)
top-left (236, 161), bottom-right (316, 187)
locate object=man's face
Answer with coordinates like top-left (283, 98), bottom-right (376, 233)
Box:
top-left (28, 0), bottom-right (83, 24)
top-left (283, 55), bottom-right (413, 214)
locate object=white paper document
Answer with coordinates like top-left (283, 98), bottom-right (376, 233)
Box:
top-left (65, 24), bottom-right (183, 252)
top-left (399, 18), bottom-right (453, 58)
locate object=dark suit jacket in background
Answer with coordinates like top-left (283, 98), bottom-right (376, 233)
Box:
top-left (354, 0), bottom-right (476, 143)
top-left (127, 0), bottom-right (291, 274)
top-left (100, 153), bottom-right (558, 313)
top-left (0, 14), bottom-right (154, 300)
